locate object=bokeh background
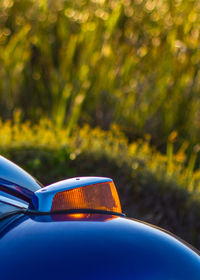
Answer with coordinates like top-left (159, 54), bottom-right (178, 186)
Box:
top-left (1, 0), bottom-right (200, 248)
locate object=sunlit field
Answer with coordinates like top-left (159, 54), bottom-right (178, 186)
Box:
top-left (1, 0), bottom-right (200, 146)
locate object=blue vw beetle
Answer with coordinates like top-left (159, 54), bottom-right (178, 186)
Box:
top-left (0, 155), bottom-right (200, 279)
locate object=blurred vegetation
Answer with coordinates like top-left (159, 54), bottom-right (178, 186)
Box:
top-left (0, 119), bottom-right (200, 248)
top-left (1, 0), bottom-right (200, 147)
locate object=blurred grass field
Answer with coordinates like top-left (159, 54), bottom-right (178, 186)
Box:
top-left (1, 0), bottom-right (200, 147)
top-left (1, 0), bottom-right (200, 247)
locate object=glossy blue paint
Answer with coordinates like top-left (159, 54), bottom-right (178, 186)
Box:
top-left (0, 156), bottom-right (41, 199)
top-left (0, 191), bottom-right (27, 219)
top-left (0, 191), bottom-right (28, 206)
top-left (0, 213), bottom-right (200, 280)
top-left (0, 194), bottom-right (27, 208)
top-left (32, 177), bottom-right (112, 211)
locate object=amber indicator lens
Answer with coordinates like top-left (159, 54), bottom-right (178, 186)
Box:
top-left (51, 181), bottom-right (122, 213)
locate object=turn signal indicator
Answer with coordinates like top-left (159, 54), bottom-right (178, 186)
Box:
top-left (32, 177), bottom-right (122, 214)
top-left (51, 181), bottom-right (122, 213)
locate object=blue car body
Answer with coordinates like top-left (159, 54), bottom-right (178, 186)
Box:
top-left (0, 156), bottom-right (200, 279)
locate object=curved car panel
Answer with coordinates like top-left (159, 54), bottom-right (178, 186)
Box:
top-left (0, 156), bottom-right (41, 201)
top-left (0, 213), bottom-right (200, 280)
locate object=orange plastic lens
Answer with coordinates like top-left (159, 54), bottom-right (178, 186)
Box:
top-left (51, 182), bottom-right (122, 213)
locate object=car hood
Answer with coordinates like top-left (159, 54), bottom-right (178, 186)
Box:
top-left (0, 213), bottom-right (200, 280)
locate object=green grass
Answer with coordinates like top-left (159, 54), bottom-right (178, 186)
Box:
top-left (1, 0), bottom-right (200, 146)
